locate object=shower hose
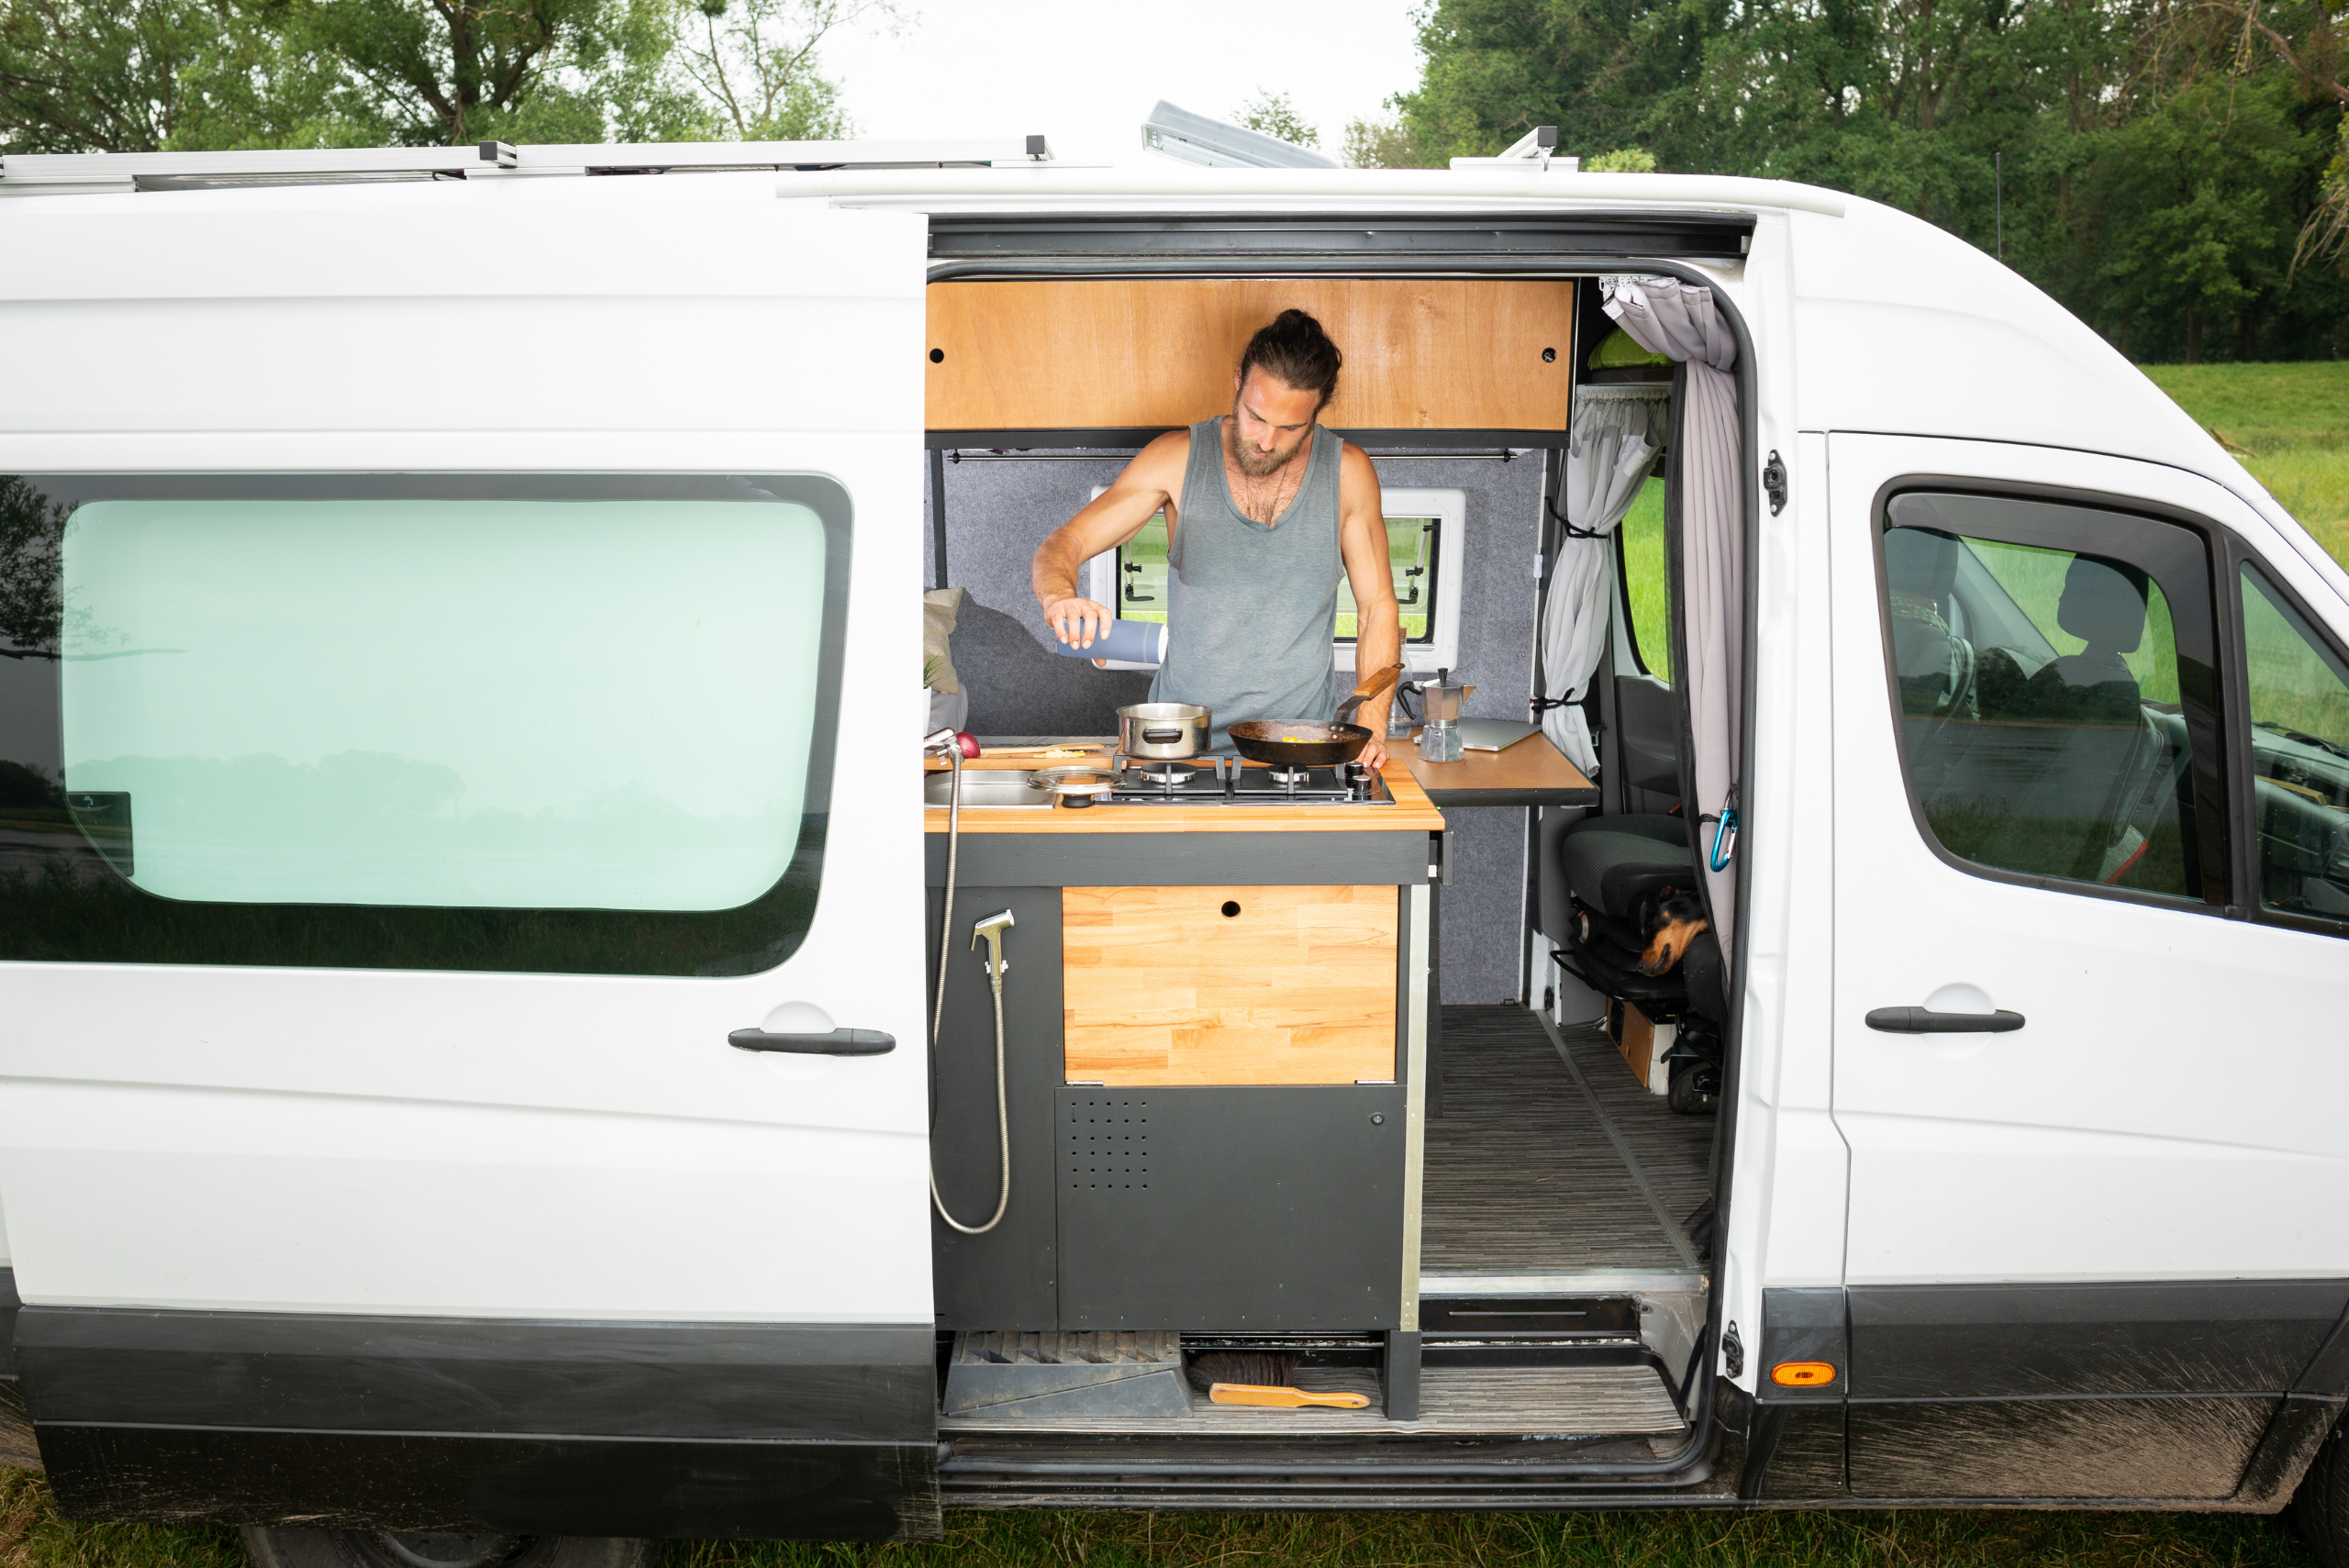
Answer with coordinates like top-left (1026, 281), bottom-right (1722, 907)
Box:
top-left (929, 744), bottom-right (1011, 1236)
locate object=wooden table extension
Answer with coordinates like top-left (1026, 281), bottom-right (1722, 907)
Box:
top-left (1397, 727), bottom-right (1598, 807)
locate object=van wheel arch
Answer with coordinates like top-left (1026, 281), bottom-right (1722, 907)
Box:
top-left (239, 1527), bottom-right (660, 1568)
top-left (2290, 1416), bottom-right (2349, 1567)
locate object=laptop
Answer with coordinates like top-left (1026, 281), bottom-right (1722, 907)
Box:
top-left (1455, 718), bottom-right (1541, 752)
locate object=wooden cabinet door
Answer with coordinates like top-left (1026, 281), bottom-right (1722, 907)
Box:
top-left (1061, 884), bottom-right (1398, 1085)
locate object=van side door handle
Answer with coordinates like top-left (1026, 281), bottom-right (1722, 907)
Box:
top-left (1865, 1007), bottom-right (2025, 1034)
top-left (729, 1028), bottom-right (896, 1055)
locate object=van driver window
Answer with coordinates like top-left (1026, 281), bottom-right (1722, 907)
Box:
top-left (2239, 564), bottom-right (2349, 930)
top-left (1880, 493), bottom-right (2222, 904)
top-left (0, 475), bottom-right (846, 976)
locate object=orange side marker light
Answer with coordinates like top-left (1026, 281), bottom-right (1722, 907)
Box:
top-left (1771, 1361), bottom-right (1837, 1388)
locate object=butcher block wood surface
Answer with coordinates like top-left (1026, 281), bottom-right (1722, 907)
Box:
top-left (923, 759), bottom-right (1447, 833)
top-left (1062, 884), bottom-right (1400, 1086)
top-left (1401, 728), bottom-right (1598, 806)
top-left (927, 279), bottom-right (1575, 432)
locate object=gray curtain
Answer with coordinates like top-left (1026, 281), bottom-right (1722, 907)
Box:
top-left (1602, 274), bottom-right (1742, 950)
top-left (1541, 388), bottom-right (1664, 773)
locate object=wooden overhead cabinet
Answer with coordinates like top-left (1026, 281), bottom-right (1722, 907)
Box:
top-left (926, 279), bottom-right (1577, 432)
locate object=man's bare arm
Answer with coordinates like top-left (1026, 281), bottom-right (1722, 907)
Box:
top-left (1336, 443), bottom-right (1401, 770)
top-left (1031, 430), bottom-right (1189, 650)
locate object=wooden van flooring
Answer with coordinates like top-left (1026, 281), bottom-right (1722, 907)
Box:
top-left (1421, 1006), bottom-right (1715, 1276)
top-left (937, 1362), bottom-right (1686, 1438)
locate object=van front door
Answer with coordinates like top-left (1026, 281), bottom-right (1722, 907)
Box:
top-left (0, 196), bottom-right (938, 1540)
top-left (1824, 433), bottom-right (2349, 1503)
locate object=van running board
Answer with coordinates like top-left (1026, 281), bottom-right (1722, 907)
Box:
top-left (944, 1330), bottom-right (1189, 1420)
top-left (937, 1358), bottom-right (1685, 1439)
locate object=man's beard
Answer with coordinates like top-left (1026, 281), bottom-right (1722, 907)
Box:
top-left (1230, 406), bottom-right (1308, 477)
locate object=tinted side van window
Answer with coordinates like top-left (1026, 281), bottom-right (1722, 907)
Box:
top-left (2240, 563), bottom-right (2349, 931)
top-left (1879, 492), bottom-right (2225, 904)
top-left (0, 475), bottom-right (846, 976)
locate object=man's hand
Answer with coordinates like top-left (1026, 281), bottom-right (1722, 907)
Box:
top-left (1043, 595), bottom-right (1113, 651)
top-left (1357, 735), bottom-right (1389, 772)
top-left (1032, 432), bottom-right (1189, 645)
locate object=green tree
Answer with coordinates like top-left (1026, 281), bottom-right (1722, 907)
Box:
top-left (1234, 87), bottom-right (1319, 148)
top-left (671, 0), bottom-right (901, 140)
top-left (281, 0), bottom-right (695, 145)
top-left (0, 0), bottom-right (337, 152)
top-left (1392, 0), bottom-right (1717, 166)
top-left (0, 0), bottom-right (896, 152)
top-left (2086, 74), bottom-right (2325, 360)
top-left (1394, 0), bottom-right (2346, 360)
top-left (1342, 114), bottom-right (1433, 166)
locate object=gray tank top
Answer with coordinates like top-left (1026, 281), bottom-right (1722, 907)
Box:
top-left (1149, 417), bottom-right (1343, 751)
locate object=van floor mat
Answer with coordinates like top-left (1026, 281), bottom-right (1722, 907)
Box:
top-left (1420, 1006), bottom-right (1713, 1273)
top-left (936, 1362), bottom-right (1686, 1438)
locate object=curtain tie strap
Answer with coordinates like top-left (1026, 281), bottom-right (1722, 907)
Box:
top-left (1543, 495), bottom-right (1611, 540)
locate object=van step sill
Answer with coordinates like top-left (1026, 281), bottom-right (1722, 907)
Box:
top-left (937, 1362), bottom-right (1684, 1438)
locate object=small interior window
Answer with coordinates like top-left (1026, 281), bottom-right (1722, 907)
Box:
top-left (1616, 475), bottom-right (1672, 678)
top-left (2239, 564), bottom-right (2349, 929)
top-left (1110, 513), bottom-right (1442, 648)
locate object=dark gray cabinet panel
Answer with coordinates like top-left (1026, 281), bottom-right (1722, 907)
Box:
top-left (929, 886), bottom-right (1063, 1329)
top-left (1055, 1086), bottom-right (1407, 1331)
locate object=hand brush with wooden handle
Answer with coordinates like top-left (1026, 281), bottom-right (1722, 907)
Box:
top-left (1207, 1382), bottom-right (1372, 1408)
top-left (1185, 1351), bottom-right (1370, 1410)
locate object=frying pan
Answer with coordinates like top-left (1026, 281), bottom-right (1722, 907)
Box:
top-left (1228, 663), bottom-right (1404, 768)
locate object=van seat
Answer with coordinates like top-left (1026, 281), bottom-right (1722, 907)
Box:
top-left (1558, 814), bottom-right (1691, 920)
top-left (1555, 813), bottom-right (1714, 1017)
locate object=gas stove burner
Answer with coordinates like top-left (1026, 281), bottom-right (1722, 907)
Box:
top-left (1097, 757), bottom-right (1395, 807)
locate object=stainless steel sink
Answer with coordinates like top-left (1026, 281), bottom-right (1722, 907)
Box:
top-left (924, 772), bottom-right (1057, 808)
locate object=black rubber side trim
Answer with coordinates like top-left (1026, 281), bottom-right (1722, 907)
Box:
top-left (1846, 1279), bottom-right (2349, 1399)
top-left (17, 1307), bottom-right (935, 1441)
top-left (36, 1425), bottom-right (941, 1540)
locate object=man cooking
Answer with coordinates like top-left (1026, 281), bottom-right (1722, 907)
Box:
top-left (1030, 308), bottom-right (1404, 768)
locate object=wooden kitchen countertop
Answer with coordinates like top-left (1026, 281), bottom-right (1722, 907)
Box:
top-left (923, 751), bottom-right (1447, 834)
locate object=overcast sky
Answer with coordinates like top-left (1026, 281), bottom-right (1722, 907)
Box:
top-left (821, 2), bottom-right (1427, 166)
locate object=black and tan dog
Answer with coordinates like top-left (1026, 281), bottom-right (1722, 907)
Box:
top-left (1634, 884), bottom-right (1710, 976)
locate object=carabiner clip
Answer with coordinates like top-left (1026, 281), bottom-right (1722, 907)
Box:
top-left (1709, 806), bottom-right (1739, 873)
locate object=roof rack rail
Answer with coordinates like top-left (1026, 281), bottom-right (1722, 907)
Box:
top-left (1449, 126), bottom-right (1576, 173)
top-left (0, 135), bottom-right (1055, 195)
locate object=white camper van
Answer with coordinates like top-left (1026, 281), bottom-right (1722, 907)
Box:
top-left (1, 134), bottom-right (2346, 1562)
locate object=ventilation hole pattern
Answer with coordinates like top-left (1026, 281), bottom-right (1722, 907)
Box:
top-left (1066, 1098), bottom-right (1150, 1191)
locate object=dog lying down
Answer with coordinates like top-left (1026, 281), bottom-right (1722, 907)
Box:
top-left (1636, 885), bottom-right (1710, 976)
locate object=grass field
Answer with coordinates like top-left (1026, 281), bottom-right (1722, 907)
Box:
top-left (0, 1465), bottom-right (2330, 1568)
top-left (2, 367), bottom-right (2345, 1568)
top-left (2143, 361), bottom-right (2349, 567)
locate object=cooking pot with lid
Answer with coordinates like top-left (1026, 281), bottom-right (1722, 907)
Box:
top-left (1116, 701), bottom-right (1211, 760)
